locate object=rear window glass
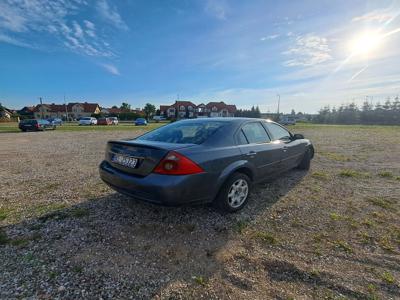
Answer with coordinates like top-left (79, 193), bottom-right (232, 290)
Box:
top-left (241, 122), bottom-right (271, 144)
top-left (137, 121), bottom-right (226, 144)
top-left (82, 117), bottom-right (91, 120)
top-left (21, 120), bottom-right (36, 124)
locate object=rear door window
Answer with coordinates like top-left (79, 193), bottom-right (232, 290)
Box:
top-left (265, 123), bottom-right (291, 141)
top-left (241, 122), bottom-right (271, 144)
top-left (236, 130), bottom-right (248, 145)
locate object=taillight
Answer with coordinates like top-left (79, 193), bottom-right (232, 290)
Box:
top-left (35, 123), bottom-right (39, 128)
top-left (153, 151), bottom-right (204, 175)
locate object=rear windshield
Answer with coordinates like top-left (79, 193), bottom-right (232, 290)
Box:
top-left (137, 121), bottom-right (226, 144)
top-left (20, 120), bottom-right (37, 124)
top-left (82, 117), bottom-right (91, 120)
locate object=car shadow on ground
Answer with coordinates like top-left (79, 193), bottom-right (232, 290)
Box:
top-left (1, 169), bottom-right (316, 298)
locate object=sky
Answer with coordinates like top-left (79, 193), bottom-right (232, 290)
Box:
top-left (1, 0), bottom-right (400, 113)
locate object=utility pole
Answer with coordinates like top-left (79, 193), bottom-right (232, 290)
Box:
top-left (39, 97), bottom-right (44, 119)
top-left (64, 94), bottom-right (69, 122)
top-left (277, 94), bottom-right (280, 117)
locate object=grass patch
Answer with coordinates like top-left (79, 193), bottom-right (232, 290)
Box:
top-left (378, 171), bottom-right (394, 178)
top-left (234, 220), bottom-right (249, 233)
top-left (367, 197), bottom-right (394, 210)
top-left (330, 212), bottom-right (341, 221)
top-left (362, 218), bottom-right (375, 228)
top-left (33, 202), bottom-right (67, 216)
top-left (379, 236), bottom-right (395, 252)
top-left (48, 271), bottom-right (58, 279)
top-left (254, 231), bottom-right (278, 245)
top-left (333, 240), bottom-right (353, 253)
top-left (0, 229), bottom-right (9, 245)
top-left (339, 169), bottom-right (367, 178)
top-left (44, 182), bottom-right (61, 191)
top-left (69, 207), bottom-right (90, 218)
top-left (0, 208), bottom-right (10, 221)
top-left (311, 171), bottom-right (329, 180)
top-left (381, 271), bottom-right (396, 285)
top-left (319, 152), bottom-right (351, 162)
top-left (359, 232), bottom-right (374, 244)
top-left (72, 266), bottom-right (84, 273)
top-left (9, 238), bottom-right (30, 247)
top-left (193, 275), bottom-right (207, 286)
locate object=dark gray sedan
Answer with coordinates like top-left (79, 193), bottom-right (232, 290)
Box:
top-left (99, 118), bottom-right (314, 212)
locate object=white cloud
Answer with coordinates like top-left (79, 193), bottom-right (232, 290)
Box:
top-left (101, 63), bottom-right (120, 75)
top-left (0, 0), bottom-right (124, 58)
top-left (0, 33), bottom-right (34, 48)
top-left (72, 21), bottom-right (84, 39)
top-left (352, 11), bottom-right (393, 23)
top-left (283, 34), bottom-right (332, 67)
top-left (260, 34), bottom-right (279, 41)
top-left (205, 0), bottom-right (228, 20)
top-left (96, 0), bottom-right (128, 30)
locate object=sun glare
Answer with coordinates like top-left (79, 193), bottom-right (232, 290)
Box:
top-left (348, 30), bottom-right (383, 56)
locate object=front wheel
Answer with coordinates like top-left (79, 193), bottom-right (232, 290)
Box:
top-left (214, 173), bottom-right (251, 213)
top-left (297, 148), bottom-right (311, 170)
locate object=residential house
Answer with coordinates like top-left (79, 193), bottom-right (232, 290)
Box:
top-left (0, 106), bottom-right (13, 119)
top-left (34, 102), bottom-right (101, 120)
top-left (159, 101), bottom-right (236, 119)
top-left (160, 101), bottom-right (197, 119)
top-left (205, 102), bottom-right (237, 117)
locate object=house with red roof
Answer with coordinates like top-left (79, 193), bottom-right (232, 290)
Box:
top-left (33, 102), bottom-right (101, 120)
top-left (159, 101), bottom-right (236, 119)
top-left (160, 101), bottom-right (197, 119)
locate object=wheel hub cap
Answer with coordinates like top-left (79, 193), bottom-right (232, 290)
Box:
top-left (227, 179), bottom-right (249, 208)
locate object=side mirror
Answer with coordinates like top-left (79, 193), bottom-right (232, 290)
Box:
top-left (293, 133), bottom-right (304, 140)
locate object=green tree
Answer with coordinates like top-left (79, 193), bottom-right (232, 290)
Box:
top-left (120, 102), bottom-right (131, 111)
top-left (143, 103), bottom-right (156, 120)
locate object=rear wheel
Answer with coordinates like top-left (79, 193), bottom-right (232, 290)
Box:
top-left (214, 173), bottom-right (251, 213)
top-left (297, 148), bottom-right (311, 170)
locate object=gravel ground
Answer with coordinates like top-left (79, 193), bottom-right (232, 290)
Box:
top-left (0, 126), bottom-right (399, 299)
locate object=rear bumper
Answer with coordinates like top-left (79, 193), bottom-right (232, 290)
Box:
top-left (99, 161), bottom-right (214, 205)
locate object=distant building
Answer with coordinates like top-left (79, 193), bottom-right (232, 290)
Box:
top-left (159, 101), bottom-right (236, 119)
top-left (205, 102), bottom-right (236, 117)
top-left (0, 106), bottom-right (13, 119)
top-left (33, 102), bottom-right (101, 120)
top-left (17, 106), bottom-right (35, 119)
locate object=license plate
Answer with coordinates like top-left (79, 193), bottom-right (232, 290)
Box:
top-left (112, 154), bottom-right (138, 168)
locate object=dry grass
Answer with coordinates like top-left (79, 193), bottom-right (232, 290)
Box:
top-left (0, 124), bottom-right (399, 299)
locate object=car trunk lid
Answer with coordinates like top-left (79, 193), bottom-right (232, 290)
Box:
top-left (106, 140), bottom-right (195, 176)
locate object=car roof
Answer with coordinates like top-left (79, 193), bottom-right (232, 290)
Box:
top-left (174, 117), bottom-right (276, 125)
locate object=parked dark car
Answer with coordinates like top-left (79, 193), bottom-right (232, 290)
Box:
top-left (134, 118), bottom-right (148, 126)
top-left (19, 119), bottom-right (56, 132)
top-left (47, 118), bottom-right (63, 126)
top-left (99, 118), bottom-right (314, 212)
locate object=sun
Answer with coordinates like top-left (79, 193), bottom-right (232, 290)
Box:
top-left (348, 30), bottom-right (383, 56)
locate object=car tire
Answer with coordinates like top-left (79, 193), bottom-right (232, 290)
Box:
top-left (297, 148), bottom-right (311, 170)
top-left (214, 172), bottom-right (251, 213)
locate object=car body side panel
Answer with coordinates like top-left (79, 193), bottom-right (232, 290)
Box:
top-left (236, 142), bottom-right (283, 180)
top-left (280, 139), bottom-right (307, 170)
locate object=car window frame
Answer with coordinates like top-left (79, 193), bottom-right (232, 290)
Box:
top-left (263, 121), bottom-right (293, 142)
top-left (236, 121), bottom-right (272, 145)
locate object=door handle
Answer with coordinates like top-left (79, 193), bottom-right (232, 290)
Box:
top-left (246, 151), bottom-right (257, 156)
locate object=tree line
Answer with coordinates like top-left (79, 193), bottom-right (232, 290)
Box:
top-left (314, 97), bottom-right (400, 125)
top-left (235, 106), bottom-right (261, 118)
